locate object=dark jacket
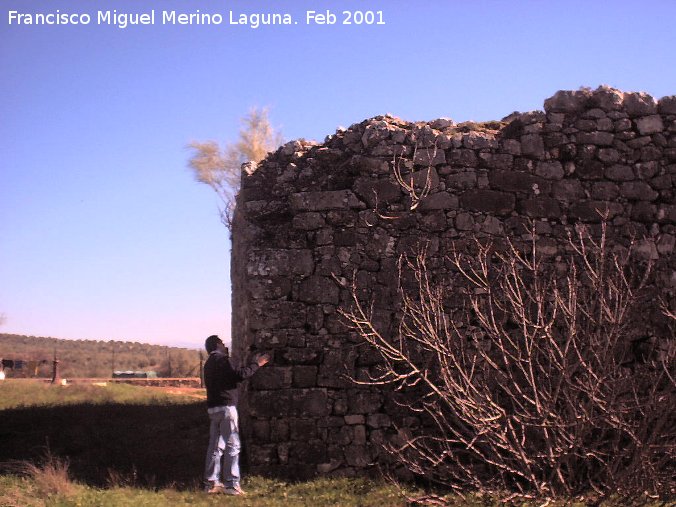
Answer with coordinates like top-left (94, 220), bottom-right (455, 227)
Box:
top-left (204, 350), bottom-right (259, 408)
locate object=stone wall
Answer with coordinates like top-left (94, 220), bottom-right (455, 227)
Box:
top-left (231, 86), bottom-right (675, 479)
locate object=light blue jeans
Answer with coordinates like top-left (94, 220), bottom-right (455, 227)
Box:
top-left (204, 405), bottom-right (241, 488)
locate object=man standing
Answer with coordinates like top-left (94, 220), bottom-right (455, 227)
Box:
top-left (203, 334), bottom-right (269, 495)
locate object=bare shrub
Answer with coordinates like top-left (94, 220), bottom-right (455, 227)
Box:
top-left (340, 223), bottom-right (675, 502)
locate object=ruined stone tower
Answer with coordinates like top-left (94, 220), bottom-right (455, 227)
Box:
top-left (231, 87), bottom-right (675, 478)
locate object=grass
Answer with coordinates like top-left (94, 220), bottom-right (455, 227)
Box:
top-left (0, 380), bottom-right (669, 506)
top-left (0, 472), bottom-right (416, 507)
top-left (0, 380), bottom-right (200, 410)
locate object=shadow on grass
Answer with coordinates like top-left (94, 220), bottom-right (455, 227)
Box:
top-left (0, 402), bottom-right (208, 489)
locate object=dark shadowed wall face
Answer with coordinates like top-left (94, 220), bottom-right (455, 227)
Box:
top-left (231, 87), bottom-right (676, 479)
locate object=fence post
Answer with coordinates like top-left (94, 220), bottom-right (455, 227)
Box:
top-left (199, 351), bottom-right (204, 388)
top-left (50, 349), bottom-right (60, 384)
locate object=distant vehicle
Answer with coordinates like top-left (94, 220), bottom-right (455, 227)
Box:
top-left (112, 370), bottom-right (158, 379)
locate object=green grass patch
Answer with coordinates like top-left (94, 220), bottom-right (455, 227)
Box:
top-left (0, 380), bottom-right (200, 410)
top-left (0, 474), bottom-right (416, 507)
top-left (2, 473), bottom-right (656, 507)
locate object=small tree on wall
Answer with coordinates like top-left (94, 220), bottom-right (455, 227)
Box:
top-left (187, 107), bottom-right (282, 230)
top-left (340, 222), bottom-right (675, 502)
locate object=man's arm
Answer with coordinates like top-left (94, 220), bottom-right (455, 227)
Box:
top-left (233, 353), bottom-right (270, 380)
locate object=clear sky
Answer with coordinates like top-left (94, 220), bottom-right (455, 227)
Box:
top-left (1, 0), bottom-right (674, 349)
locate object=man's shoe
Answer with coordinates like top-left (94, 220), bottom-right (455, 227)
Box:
top-left (206, 483), bottom-right (226, 494)
top-left (224, 485), bottom-right (246, 495)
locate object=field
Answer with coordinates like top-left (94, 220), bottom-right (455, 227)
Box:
top-left (0, 380), bottom-right (659, 506)
top-left (0, 380), bottom-right (423, 507)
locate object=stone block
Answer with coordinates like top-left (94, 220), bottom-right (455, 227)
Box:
top-left (249, 390), bottom-right (291, 418)
top-left (479, 153), bottom-right (514, 169)
top-left (293, 212), bottom-right (326, 230)
top-left (347, 389), bottom-right (384, 414)
top-left (620, 182), bottom-right (659, 201)
top-left (552, 179), bottom-right (586, 201)
top-left (657, 234), bottom-right (675, 256)
top-left (249, 301), bottom-right (307, 330)
top-left (413, 147), bottom-right (446, 166)
top-left (576, 131), bottom-right (615, 146)
top-left (569, 201), bottom-right (624, 222)
top-left (366, 413), bottom-right (392, 428)
top-left (651, 174), bottom-right (673, 190)
top-left (418, 191), bottom-right (459, 210)
top-left (332, 396), bottom-right (348, 416)
top-left (344, 445), bottom-right (371, 468)
top-left (318, 349), bottom-right (357, 388)
top-left (535, 161), bottom-right (564, 179)
top-left (352, 178), bottom-right (402, 209)
top-left (277, 348), bottom-right (323, 366)
top-left (327, 426), bottom-right (352, 445)
top-left (299, 276), bottom-right (340, 304)
top-left (521, 134), bottom-right (545, 159)
top-left (289, 439), bottom-right (327, 464)
top-left (641, 146), bottom-right (663, 161)
top-left (597, 148), bottom-right (621, 163)
top-left (291, 388), bottom-right (330, 417)
top-left (247, 249), bottom-right (314, 277)
top-left (489, 171), bottom-right (549, 193)
top-left (591, 182), bottom-right (619, 200)
top-left (462, 131), bottom-right (498, 149)
top-left (658, 95), bottom-right (676, 114)
top-left (455, 212), bottom-right (475, 231)
top-left (634, 239), bottom-right (659, 261)
top-left (316, 460), bottom-right (343, 474)
top-left (248, 444), bottom-right (278, 465)
top-left (605, 164), bottom-right (635, 181)
top-left (636, 115), bottom-right (664, 135)
top-left (445, 171), bottom-right (477, 190)
top-left (344, 414), bottom-right (365, 425)
top-left (590, 87), bottom-right (624, 111)
top-left (289, 417), bottom-right (318, 440)
top-left (419, 211), bottom-right (448, 231)
top-left (290, 190), bottom-right (365, 211)
top-left (252, 419), bottom-right (271, 442)
top-left (353, 425), bottom-right (367, 445)
top-left (248, 277), bottom-right (292, 300)
top-left (459, 190), bottom-right (515, 216)
top-left (630, 202), bottom-right (656, 222)
top-left (657, 204), bottom-right (676, 223)
top-left (449, 149), bottom-right (478, 167)
top-left (292, 366), bottom-right (318, 388)
top-left (319, 416), bottom-right (347, 429)
top-left (543, 89), bottom-right (591, 113)
top-left (576, 160), bottom-right (604, 179)
top-left (623, 92), bottom-right (658, 117)
top-left (544, 132), bottom-right (568, 148)
top-left (271, 419), bottom-right (290, 442)
top-left (517, 197), bottom-right (562, 219)
top-left (250, 366), bottom-right (293, 390)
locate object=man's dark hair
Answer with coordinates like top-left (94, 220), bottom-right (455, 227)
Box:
top-left (205, 335), bottom-right (222, 353)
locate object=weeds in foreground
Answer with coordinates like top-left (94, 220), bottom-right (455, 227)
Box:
top-left (18, 452), bottom-right (75, 499)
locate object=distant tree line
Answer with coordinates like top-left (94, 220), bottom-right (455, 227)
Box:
top-left (0, 334), bottom-right (201, 378)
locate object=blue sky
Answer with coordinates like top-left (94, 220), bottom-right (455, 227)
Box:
top-left (1, 0), bottom-right (674, 349)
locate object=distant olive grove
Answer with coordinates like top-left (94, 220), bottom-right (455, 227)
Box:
top-left (0, 334), bottom-right (200, 378)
